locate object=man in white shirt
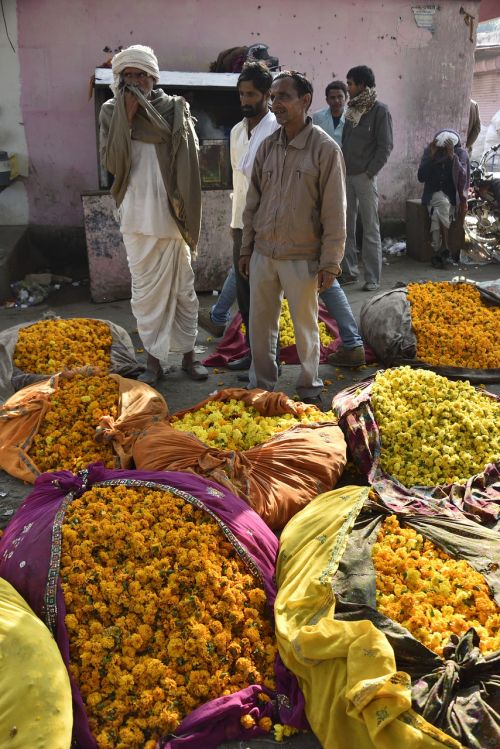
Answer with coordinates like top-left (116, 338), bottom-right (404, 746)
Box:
top-left (199, 62), bottom-right (279, 368)
top-left (312, 80), bottom-right (347, 147)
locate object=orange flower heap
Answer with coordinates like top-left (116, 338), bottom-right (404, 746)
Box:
top-left (407, 282), bottom-right (500, 368)
top-left (61, 484), bottom-right (278, 749)
top-left (30, 374), bottom-right (118, 472)
top-left (13, 318), bottom-right (112, 373)
top-left (373, 515), bottom-right (500, 657)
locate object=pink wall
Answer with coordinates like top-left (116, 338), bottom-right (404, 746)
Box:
top-left (17, 0), bottom-right (479, 226)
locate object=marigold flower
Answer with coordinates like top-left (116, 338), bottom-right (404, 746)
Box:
top-left (373, 515), bottom-right (499, 656)
top-left (372, 367), bottom-right (500, 486)
top-left (61, 484), bottom-right (278, 747)
top-left (30, 373), bottom-right (118, 473)
top-left (171, 398), bottom-right (336, 451)
top-left (13, 318), bottom-right (112, 373)
top-left (407, 282), bottom-right (500, 369)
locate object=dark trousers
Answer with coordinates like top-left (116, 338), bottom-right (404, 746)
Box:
top-left (232, 228), bottom-right (280, 364)
top-left (232, 228), bottom-right (250, 344)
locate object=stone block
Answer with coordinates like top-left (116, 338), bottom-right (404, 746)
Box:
top-left (406, 199), bottom-right (465, 262)
top-left (82, 191), bottom-right (233, 303)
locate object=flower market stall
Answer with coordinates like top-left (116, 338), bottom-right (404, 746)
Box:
top-left (274, 485), bottom-right (500, 749)
top-left (333, 367), bottom-right (500, 527)
top-left (0, 317), bottom-right (143, 402)
top-left (0, 465), bottom-right (308, 749)
top-left (129, 387), bottom-right (347, 529)
top-left (359, 281), bottom-right (500, 382)
top-left (0, 371), bottom-right (167, 483)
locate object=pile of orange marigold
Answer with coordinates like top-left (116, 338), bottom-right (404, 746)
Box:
top-left (407, 281), bottom-right (500, 369)
top-left (373, 515), bottom-right (499, 657)
top-left (13, 318), bottom-right (112, 373)
top-left (30, 374), bottom-right (118, 473)
top-left (61, 483), bottom-right (278, 749)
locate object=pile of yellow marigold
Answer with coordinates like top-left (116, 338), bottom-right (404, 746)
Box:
top-left (171, 399), bottom-right (336, 451)
top-left (61, 484), bottom-right (278, 749)
top-left (407, 282), bottom-right (500, 369)
top-left (13, 318), bottom-right (112, 373)
top-left (371, 367), bottom-right (500, 486)
top-left (241, 299), bottom-right (334, 348)
top-left (30, 374), bottom-right (118, 473)
top-left (373, 515), bottom-right (500, 656)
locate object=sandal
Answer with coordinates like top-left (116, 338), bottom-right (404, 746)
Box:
top-left (137, 368), bottom-right (160, 386)
top-left (182, 360), bottom-right (209, 381)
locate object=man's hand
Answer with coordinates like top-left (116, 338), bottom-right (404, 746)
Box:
top-left (239, 255), bottom-right (251, 279)
top-left (317, 270), bottom-right (335, 292)
top-left (430, 140), bottom-right (438, 158)
top-left (125, 91), bottom-right (140, 125)
top-left (457, 201), bottom-right (467, 225)
top-left (444, 138), bottom-right (455, 159)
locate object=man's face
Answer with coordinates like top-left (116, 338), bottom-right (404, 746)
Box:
top-left (346, 78), bottom-right (365, 100)
top-left (270, 78), bottom-right (310, 128)
top-left (121, 67), bottom-right (154, 94)
top-left (326, 88), bottom-right (346, 117)
top-left (238, 80), bottom-right (269, 118)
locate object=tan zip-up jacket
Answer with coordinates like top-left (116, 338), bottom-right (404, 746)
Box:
top-left (241, 118), bottom-right (346, 273)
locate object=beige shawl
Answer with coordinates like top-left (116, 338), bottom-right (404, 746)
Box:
top-left (99, 88), bottom-right (201, 253)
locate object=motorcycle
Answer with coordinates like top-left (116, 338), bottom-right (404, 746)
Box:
top-left (462, 143), bottom-right (500, 264)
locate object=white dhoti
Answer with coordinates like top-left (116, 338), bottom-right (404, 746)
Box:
top-left (122, 234), bottom-right (198, 362)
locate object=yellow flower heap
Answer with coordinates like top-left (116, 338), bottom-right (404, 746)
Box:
top-left (171, 399), bottom-right (336, 451)
top-left (14, 318), bottom-right (112, 373)
top-left (407, 281), bottom-right (500, 369)
top-left (371, 367), bottom-right (500, 486)
top-left (373, 515), bottom-right (500, 656)
top-left (241, 298), bottom-right (334, 347)
top-left (61, 484), bottom-right (277, 749)
top-left (31, 374), bottom-right (118, 472)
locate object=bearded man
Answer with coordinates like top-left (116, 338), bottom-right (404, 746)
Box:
top-left (99, 44), bottom-right (208, 385)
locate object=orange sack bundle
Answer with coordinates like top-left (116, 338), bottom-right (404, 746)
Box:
top-left (0, 370), bottom-right (168, 483)
top-left (129, 388), bottom-right (346, 529)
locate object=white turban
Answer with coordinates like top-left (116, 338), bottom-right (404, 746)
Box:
top-left (434, 130), bottom-right (459, 148)
top-left (111, 44), bottom-right (160, 94)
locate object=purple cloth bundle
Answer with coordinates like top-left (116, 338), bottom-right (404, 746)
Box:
top-left (0, 463), bottom-right (307, 748)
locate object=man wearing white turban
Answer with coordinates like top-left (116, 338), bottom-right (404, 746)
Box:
top-left (99, 44), bottom-right (208, 384)
top-left (417, 128), bottom-right (470, 268)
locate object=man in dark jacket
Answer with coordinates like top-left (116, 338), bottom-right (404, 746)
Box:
top-left (341, 65), bottom-right (393, 291)
top-left (418, 128), bottom-right (470, 268)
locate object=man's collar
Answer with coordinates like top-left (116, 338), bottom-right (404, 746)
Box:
top-left (278, 116), bottom-right (313, 149)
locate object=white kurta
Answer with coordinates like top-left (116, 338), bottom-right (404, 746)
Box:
top-left (120, 141), bottom-right (198, 361)
top-left (229, 111), bottom-right (279, 229)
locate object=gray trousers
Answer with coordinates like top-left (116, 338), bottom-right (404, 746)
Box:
top-left (342, 172), bottom-right (382, 285)
top-left (248, 253), bottom-right (323, 399)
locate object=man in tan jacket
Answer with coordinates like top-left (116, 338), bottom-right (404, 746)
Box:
top-left (239, 71), bottom-right (347, 405)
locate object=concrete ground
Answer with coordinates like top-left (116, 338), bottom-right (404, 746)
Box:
top-left (0, 252), bottom-right (498, 748)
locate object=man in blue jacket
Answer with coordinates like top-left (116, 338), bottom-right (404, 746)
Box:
top-left (312, 80), bottom-right (347, 147)
top-left (341, 66), bottom-right (393, 291)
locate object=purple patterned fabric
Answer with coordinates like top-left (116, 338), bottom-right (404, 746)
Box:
top-left (333, 377), bottom-right (500, 527)
top-left (203, 306), bottom-right (376, 367)
top-left (0, 464), bottom-right (307, 749)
